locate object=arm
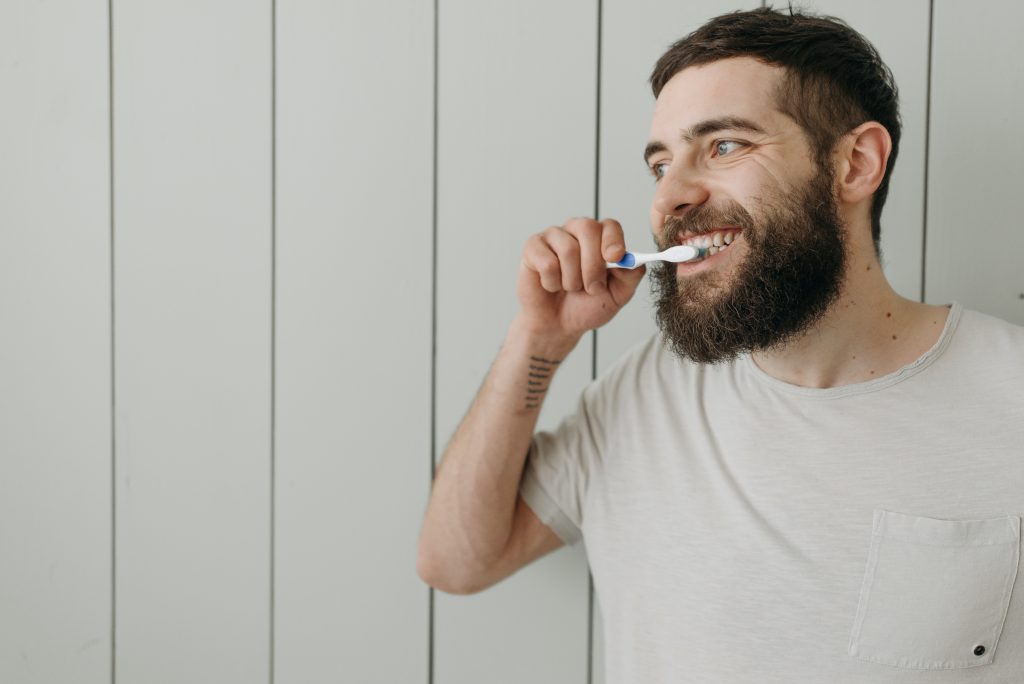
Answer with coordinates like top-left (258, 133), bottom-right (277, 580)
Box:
top-left (416, 218), bottom-right (644, 594)
top-left (416, 316), bottom-right (578, 594)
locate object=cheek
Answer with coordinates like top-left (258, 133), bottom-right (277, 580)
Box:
top-left (744, 159), bottom-right (794, 199)
top-left (729, 174), bottom-right (770, 203)
top-left (647, 208), bottom-right (671, 235)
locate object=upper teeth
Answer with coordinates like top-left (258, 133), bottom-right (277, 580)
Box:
top-left (680, 229), bottom-right (740, 249)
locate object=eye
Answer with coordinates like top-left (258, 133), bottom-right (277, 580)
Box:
top-left (650, 161), bottom-right (669, 181)
top-left (714, 140), bottom-right (745, 157)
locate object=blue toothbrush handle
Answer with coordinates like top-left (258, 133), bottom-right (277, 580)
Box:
top-left (605, 252), bottom-right (638, 269)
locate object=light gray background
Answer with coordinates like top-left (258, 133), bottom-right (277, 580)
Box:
top-left (1, 0), bottom-right (1021, 683)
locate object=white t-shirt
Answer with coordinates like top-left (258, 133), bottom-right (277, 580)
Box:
top-left (520, 302), bottom-right (1024, 682)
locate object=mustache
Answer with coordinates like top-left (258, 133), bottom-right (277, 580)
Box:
top-left (659, 203), bottom-right (754, 247)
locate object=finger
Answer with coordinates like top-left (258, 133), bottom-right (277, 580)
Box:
top-left (543, 226), bottom-right (583, 292)
top-left (522, 232), bottom-right (563, 293)
top-left (599, 219), bottom-right (626, 263)
top-left (567, 220), bottom-right (606, 294)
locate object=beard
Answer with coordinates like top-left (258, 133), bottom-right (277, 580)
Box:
top-left (650, 163), bottom-right (847, 364)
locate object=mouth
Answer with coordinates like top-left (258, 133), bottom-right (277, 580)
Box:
top-left (674, 227), bottom-right (744, 276)
top-left (676, 226), bottom-right (743, 258)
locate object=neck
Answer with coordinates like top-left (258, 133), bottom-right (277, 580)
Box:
top-left (750, 253), bottom-right (950, 389)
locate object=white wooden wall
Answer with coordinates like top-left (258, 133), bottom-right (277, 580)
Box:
top-left (1, 1), bottom-right (1021, 683)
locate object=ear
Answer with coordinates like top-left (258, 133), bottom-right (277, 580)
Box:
top-left (836, 121), bottom-right (892, 204)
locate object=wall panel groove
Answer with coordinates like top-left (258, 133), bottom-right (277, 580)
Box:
top-left (588, 0), bottom-right (603, 681)
top-left (920, 0), bottom-right (933, 302)
top-left (269, 0), bottom-right (277, 681)
top-left (430, 0), bottom-right (441, 682)
top-left (108, 0), bottom-right (118, 681)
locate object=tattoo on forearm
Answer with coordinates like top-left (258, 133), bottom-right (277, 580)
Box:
top-left (524, 355), bottom-right (561, 409)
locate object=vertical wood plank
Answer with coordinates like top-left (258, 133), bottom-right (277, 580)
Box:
top-left (113, 2), bottom-right (271, 681)
top-left (925, 1), bottom-right (1024, 324)
top-left (434, 0), bottom-right (597, 682)
top-left (275, 1), bottom-right (433, 681)
top-left (0, 1), bottom-right (112, 680)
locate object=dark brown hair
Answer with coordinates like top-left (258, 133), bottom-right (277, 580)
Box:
top-left (650, 5), bottom-right (901, 254)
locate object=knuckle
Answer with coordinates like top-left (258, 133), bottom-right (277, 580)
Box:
top-left (561, 239), bottom-right (580, 258)
top-left (602, 220), bottom-right (624, 237)
top-left (542, 225), bottom-right (565, 241)
top-left (575, 225), bottom-right (600, 244)
top-left (537, 255), bottom-right (559, 275)
top-left (565, 216), bottom-right (598, 233)
top-left (522, 235), bottom-right (542, 256)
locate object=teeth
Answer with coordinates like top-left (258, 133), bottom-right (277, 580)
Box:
top-left (707, 246), bottom-right (719, 256)
top-left (681, 230), bottom-right (740, 249)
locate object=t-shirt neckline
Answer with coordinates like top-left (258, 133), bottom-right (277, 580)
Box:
top-left (740, 301), bottom-right (962, 398)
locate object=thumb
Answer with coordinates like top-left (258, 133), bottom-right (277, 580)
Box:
top-left (606, 264), bottom-right (646, 307)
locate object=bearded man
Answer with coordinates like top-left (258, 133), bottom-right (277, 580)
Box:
top-left (417, 7), bottom-right (1024, 681)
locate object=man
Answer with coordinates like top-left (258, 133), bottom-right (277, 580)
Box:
top-left (417, 7), bottom-right (1024, 681)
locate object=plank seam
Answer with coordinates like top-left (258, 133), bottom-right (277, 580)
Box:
top-left (108, 0), bottom-right (117, 681)
top-left (588, 0), bottom-right (602, 682)
top-left (429, 0), bottom-right (440, 682)
top-left (270, 0), bottom-right (277, 681)
top-left (920, 0), bottom-right (933, 303)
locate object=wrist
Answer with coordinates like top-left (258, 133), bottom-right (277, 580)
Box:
top-left (508, 313), bottom-right (584, 361)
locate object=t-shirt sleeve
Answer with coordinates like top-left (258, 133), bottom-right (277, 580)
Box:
top-left (518, 380), bottom-right (607, 547)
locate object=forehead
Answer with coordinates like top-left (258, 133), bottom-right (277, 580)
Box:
top-left (649, 56), bottom-right (788, 137)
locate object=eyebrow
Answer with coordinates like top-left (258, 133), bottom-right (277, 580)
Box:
top-left (643, 116), bottom-right (768, 165)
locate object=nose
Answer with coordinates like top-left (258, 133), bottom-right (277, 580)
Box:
top-left (651, 163), bottom-right (710, 219)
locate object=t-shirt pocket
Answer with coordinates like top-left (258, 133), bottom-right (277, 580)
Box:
top-left (848, 509), bottom-right (1020, 670)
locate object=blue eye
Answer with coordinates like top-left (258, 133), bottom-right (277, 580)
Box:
top-left (715, 140), bottom-right (744, 156)
top-left (651, 162), bottom-right (669, 180)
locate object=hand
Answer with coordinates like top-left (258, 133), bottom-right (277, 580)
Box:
top-left (516, 218), bottom-right (646, 339)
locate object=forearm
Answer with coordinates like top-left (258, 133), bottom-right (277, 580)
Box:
top-left (417, 315), bottom-right (581, 588)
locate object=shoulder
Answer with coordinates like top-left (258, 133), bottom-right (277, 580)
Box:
top-left (953, 306), bottom-right (1024, 356)
top-left (942, 304), bottom-right (1024, 381)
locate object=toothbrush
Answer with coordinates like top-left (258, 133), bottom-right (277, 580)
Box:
top-left (605, 245), bottom-right (709, 269)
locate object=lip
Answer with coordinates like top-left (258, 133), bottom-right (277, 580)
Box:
top-left (675, 230), bottom-right (744, 277)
